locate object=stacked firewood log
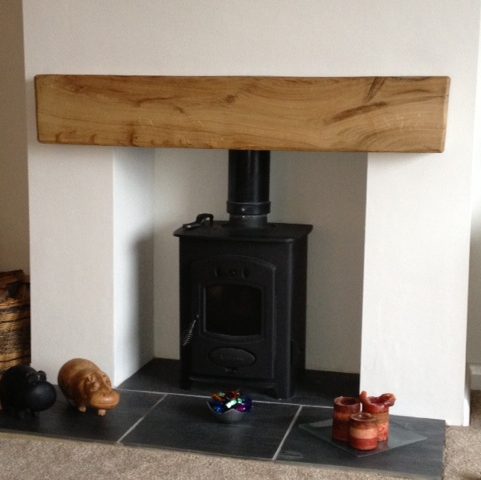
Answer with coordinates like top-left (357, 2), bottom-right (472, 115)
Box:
top-left (0, 271), bottom-right (30, 374)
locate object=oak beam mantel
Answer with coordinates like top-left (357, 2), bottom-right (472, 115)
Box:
top-left (35, 75), bottom-right (450, 153)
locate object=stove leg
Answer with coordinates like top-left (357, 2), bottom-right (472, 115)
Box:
top-left (274, 383), bottom-right (294, 400)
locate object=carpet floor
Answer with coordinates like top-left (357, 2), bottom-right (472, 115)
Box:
top-left (0, 392), bottom-right (479, 480)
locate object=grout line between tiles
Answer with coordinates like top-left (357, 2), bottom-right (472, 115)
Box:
top-left (253, 399), bottom-right (331, 409)
top-left (116, 394), bottom-right (167, 444)
top-left (119, 388), bottom-right (210, 399)
top-left (118, 388), bottom-right (333, 409)
top-left (271, 405), bottom-right (303, 461)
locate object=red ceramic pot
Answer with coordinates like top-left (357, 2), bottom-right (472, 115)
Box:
top-left (332, 396), bottom-right (361, 442)
top-left (359, 391), bottom-right (396, 442)
top-left (349, 412), bottom-right (378, 451)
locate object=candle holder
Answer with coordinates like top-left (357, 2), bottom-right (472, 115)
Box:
top-left (332, 396), bottom-right (361, 442)
top-left (360, 391), bottom-right (396, 442)
top-left (349, 412), bottom-right (378, 451)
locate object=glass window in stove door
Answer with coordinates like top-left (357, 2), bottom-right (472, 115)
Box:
top-left (205, 284), bottom-right (262, 336)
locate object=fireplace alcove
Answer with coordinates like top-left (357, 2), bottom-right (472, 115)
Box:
top-left (32, 74), bottom-right (450, 408)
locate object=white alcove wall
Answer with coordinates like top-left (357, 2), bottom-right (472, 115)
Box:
top-left (113, 148), bottom-right (155, 384)
top-left (22, 0), bottom-right (481, 424)
top-left (466, 11), bottom-right (481, 390)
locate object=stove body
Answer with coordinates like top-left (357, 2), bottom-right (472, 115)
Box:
top-left (174, 150), bottom-right (312, 398)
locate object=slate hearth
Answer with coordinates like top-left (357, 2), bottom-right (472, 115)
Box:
top-left (0, 358), bottom-right (445, 479)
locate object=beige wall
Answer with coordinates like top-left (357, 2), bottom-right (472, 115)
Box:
top-left (0, 0), bottom-right (29, 272)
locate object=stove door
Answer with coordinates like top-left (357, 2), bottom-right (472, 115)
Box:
top-left (188, 254), bottom-right (276, 379)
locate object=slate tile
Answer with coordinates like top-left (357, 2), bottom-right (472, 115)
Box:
top-left (278, 407), bottom-right (445, 479)
top-left (119, 358), bottom-right (182, 394)
top-left (0, 387), bottom-right (164, 443)
top-left (122, 393), bottom-right (299, 459)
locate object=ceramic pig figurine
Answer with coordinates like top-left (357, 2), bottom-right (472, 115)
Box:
top-left (0, 365), bottom-right (56, 416)
top-left (58, 358), bottom-right (120, 416)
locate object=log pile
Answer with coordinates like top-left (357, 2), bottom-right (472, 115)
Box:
top-left (0, 271), bottom-right (30, 373)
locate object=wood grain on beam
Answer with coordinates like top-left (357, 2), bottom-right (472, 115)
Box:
top-left (35, 75), bottom-right (449, 152)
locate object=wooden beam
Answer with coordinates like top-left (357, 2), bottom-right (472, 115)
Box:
top-left (35, 75), bottom-right (449, 152)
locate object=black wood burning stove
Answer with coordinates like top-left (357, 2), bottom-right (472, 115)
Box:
top-left (174, 150), bottom-right (312, 398)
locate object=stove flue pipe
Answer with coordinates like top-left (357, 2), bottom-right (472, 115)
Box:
top-left (227, 150), bottom-right (270, 227)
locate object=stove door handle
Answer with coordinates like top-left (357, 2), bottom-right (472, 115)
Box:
top-left (183, 213), bottom-right (214, 230)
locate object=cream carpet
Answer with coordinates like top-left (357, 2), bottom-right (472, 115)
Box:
top-left (0, 392), bottom-right (479, 480)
